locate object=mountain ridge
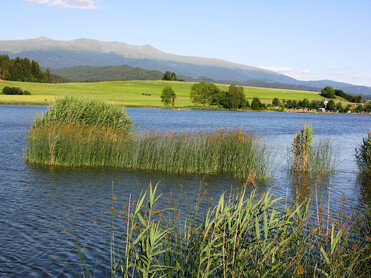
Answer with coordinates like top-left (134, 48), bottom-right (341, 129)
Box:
top-left (1, 37), bottom-right (370, 97)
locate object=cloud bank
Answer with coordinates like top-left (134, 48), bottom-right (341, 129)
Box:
top-left (24, 0), bottom-right (100, 9)
top-left (259, 66), bottom-right (293, 74)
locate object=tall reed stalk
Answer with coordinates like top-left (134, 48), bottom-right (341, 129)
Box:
top-left (25, 126), bottom-right (272, 180)
top-left (291, 124), bottom-right (336, 173)
top-left (71, 182), bottom-right (371, 277)
top-left (356, 129), bottom-right (371, 175)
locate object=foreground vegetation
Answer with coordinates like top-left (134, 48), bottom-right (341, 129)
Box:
top-left (70, 182), bottom-right (371, 277)
top-left (356, 129), bottom-right (371, 176)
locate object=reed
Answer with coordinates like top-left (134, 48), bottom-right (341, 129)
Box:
top-left (25, 97), bottom-right (272, 180)
top-left (291, 124), bottom-right (336, 173)
top-left (32, 96), bottom-right (133, 131)
top-left (25, 126), bottom-right (272, 180)
top-left (71, 182), bottom-right (371, 277)
top-left (356, 129), bottom-right (371, 175)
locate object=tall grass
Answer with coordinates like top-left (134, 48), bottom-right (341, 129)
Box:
top-left (356, 129), bottom-right (371, 175)
top-left (291, 124), bottom-right (336, 173)
top-left (71, 182), bottom-right (371, 277)
top-left (32, 96), bottom-right (133, 131)
top-left (25, 97), bottom-right (272, 180)
top-left (25, 126), bottom-right (272, 180)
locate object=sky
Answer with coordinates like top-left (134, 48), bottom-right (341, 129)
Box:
top-left (2, 0), bottom-right (371, 86)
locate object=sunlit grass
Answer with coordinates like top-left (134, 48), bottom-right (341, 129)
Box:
top-left (0, 80), bottom-right (329, 107)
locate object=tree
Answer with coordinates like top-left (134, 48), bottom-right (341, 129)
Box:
top-left (2, 86), bottom-right (30, 95)
top-left (355, 104), bottom-right (364, 113)
top-left (310, 101), bottom-right (319, 110)
top-left (190, 81), bottom-right (220, 106)
top-left (272, 97), bottom-right (281, 107)
top-left (228, 85), bottom-right (246, 109)
top-left (320, 86), bottom-right (336, 99)
top-left (161, 87), bottom-right (176, 107)
top-left (299, 98), bottom-right (310, 108)
top-left (327, 100), bottom-right (336, 111)
top-left (251, 97), bottom-right (263, 110)
top-left (336, 102), bottom-right (344, 112)
top-left (162, 71), bottom-right (177, 81)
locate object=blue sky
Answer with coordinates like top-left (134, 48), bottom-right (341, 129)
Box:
top-left (2, 0), bottom-right (371, 86)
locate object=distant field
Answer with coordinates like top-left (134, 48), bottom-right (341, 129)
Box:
top-left (0, 80), bottom-right (332, 107)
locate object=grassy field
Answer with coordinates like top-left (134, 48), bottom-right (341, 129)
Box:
top-left (0, 80), bottom-right (332, 107)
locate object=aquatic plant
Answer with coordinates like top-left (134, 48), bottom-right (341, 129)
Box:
top-left (25, 126), bottom-right (272, 180)
top-left (356, 130), bottom-right (371, 175)
top-left (25, 97), bottom-right (272, 180)
top-left (292, 124), bottom-right (313, 172)
top-left (70, 182), bottom-right (371, 277)
top-left (291, 124), bottom-right (336, 173)
top-left (32, 96), bottom-right (133, 131)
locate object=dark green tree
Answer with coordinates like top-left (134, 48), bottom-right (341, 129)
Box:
top-left (355, 104), bottom-right (364, 113)
top-left (272, 97), bottom-right (281, 107)
top-left (310, 101), bottom-right (319, 110)
top-left (162, 71), bottom-right (177, 81)
top-left (161, 87), bottom-right (176, 107)
top-left (228, 85), bottom-right (246, 109)
top-left (327, 100), bottom-right (336, 111)
top-left (336, 102), bottom-right (344, 112)
top-left (320, 86), bottom-right (336, 99)
top-left (365, 102), bottom-right (371, 113)
top-left (190, 81), bottom-right (220, 106)
top-left (251, 97), bottom-right (263, 110)
top-left (299, 98), bottom-right (310, 108)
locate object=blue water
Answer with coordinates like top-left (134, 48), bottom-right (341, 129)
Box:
top-left (0, 105), bottom-right (370, 277)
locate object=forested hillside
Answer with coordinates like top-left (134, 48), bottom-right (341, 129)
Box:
top-left (51, 65), bottom-right (164, 82)
top-left (0, 55), bottom-right (51, 83)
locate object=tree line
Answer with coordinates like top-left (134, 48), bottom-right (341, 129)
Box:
top-left (190, 81), bottom-right (247, 109)
top-left (320, 86), bottom-right (364, 103)
top-left (161, 81), bottom-right (370, 113)
top-left (0, 55), bottom-right (51, 83)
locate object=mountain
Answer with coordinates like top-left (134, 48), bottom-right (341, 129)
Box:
top-left (1, 37), bottom-right (370, 97)
top-left (51, 65), bottom-right (164, 82)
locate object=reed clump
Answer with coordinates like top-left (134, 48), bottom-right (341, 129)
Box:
top-left (32, 96), bottom-right (133, 131)
top-left (25, 126), bottom-right (271, 180)
top-left (73, 182), bottom-right (371, 277)
top-left (25, 97), bottom-right (272, 180)
top-left (356, 129), bottom-right (371, 175)
top-left (291, 124), bottom-right (336, 173)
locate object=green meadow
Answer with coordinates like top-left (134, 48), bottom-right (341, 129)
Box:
top-left (0, 80), bottom-right (329, 107)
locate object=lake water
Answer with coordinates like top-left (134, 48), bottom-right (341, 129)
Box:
top-left (0, 105), bottom-right (370, 277)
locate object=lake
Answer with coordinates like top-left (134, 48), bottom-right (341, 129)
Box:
top-left (0, 105), bottom-right (370, 277)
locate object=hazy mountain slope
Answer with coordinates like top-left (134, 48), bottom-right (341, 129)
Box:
top-left (0, 37), bottom-right (296, 82)
top-left (1, 37), bottom-right (370, 96)
top-left (51, 65), bottom-right (164, 82)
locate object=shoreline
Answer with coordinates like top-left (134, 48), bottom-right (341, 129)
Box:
top-left (0, 101), bottom-right (370, 115)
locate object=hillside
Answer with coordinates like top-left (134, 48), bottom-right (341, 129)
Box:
top-left (51, 65), bottom-right (164, 82)
top-left (1, 37), bottom-right (370, 97)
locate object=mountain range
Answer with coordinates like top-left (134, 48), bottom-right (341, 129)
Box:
top-left (1, 37), bottom-right (370, 97)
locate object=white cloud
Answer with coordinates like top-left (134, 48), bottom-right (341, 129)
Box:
top-left (330, 66), bottom-right (341, 71)
top-left (24, 0), bottom-right (100, 9)
top-left (299, 69), bottom-right (312, 74)
top-left (259, 66), bottom-right (293, 74)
